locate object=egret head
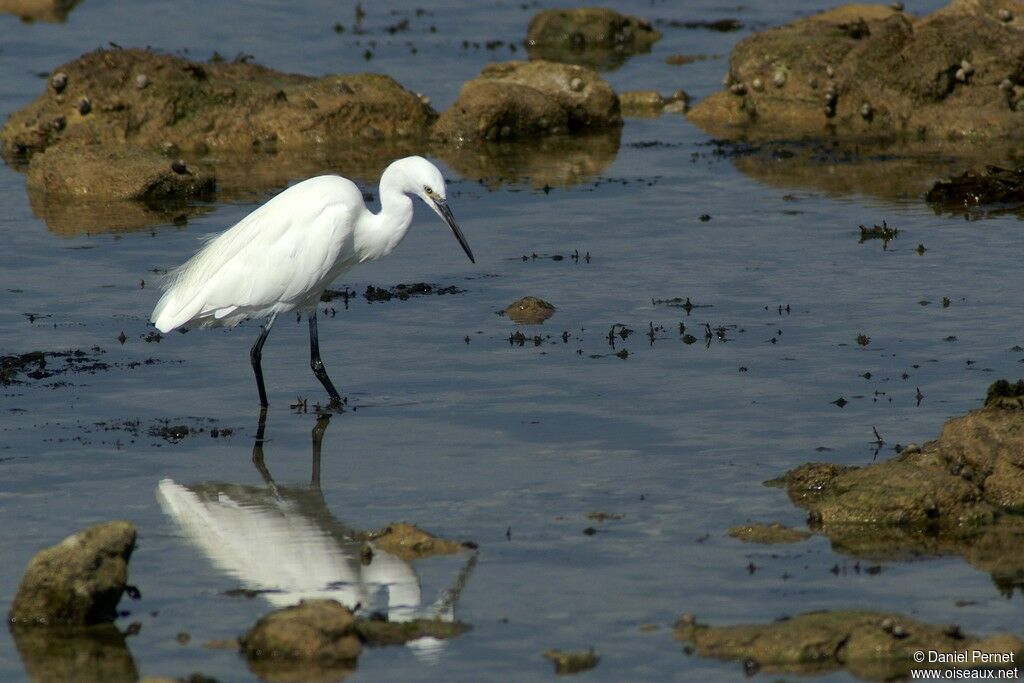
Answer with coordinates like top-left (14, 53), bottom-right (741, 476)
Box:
top-left (395, 156), bottom-right (475, 264)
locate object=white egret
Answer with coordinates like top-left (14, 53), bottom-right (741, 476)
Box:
top-left (151, 156), bottom-right (474, 407)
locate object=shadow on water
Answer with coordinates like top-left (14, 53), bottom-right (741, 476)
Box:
top-left (9, 623), bottom-right (137, 683)
top-left (156, 411), bottom-right (477, 662)
top-left (706, 137), bottom-right (1024, 206)
top-left (23, 131), bottom-right (621, 235)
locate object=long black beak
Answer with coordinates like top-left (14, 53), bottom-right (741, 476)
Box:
top-left (434, 199), bottom-right (475, 264)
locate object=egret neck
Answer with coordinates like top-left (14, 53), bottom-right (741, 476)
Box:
top-left (355, 163), bottom-right (416, 262)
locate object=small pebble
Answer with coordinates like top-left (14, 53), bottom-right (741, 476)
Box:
top-left (999, 78), bottom-right (1013, 91)
top-left (417, 93), bottom-right (430, 106)
top-left (51, 116), bottom-right (66, 131)
top-left (569, 77), bottom-right (584, 92)
top-left (751, 77), bottom-right (764, 91)
top-left (960, 59), bottom-right (974, 74)
top-left (51, 72), bottom-right (68, 93)
top-left (891, 1), bottom-right (904, 10)
top-left (729, 82), bottom-right (747, 95)
top-left (860, 102), bottom-right (872, 118)
top-left (772, 70), bottom-right (787, 88)
top-left (825, 64), bottom-right (835, 78)
top-left (999, 8), bottom-right (1013, 21)
top-left (135, 74), bottom-right (150, 90)
top-left (170, 159), bottom-right (188, 174)
top-left (77, 97), bottom-right (91, 115)
top-left (955, 68), bottom-right (969, 83)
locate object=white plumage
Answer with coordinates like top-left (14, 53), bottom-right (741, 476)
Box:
top-left (150, 156), bottom-right (475, 407)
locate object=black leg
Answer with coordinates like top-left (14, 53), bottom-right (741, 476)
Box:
top-left (250, 314), bottom-right (277, 407)
top-left (308, 310), bottom-right (343, 406)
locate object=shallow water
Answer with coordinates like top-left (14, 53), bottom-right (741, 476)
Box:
top-left (2, 0), bottom-right (1022, 681)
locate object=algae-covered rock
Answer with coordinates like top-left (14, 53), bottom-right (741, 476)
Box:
top-left (10, 623), bottom-right (138, 683)
top-left (0, 0), bottom-right (78, 22)
top-left (543, 648), bottom-right (600, 675)
top-left (241, 599), bottom-right (471, 681)
top-left (9, 521), bottom-right (136, 626)
top-left (771, 380), bottom-right (1024, 589)
top-left (526, 7), bottom-right (660, 70)
top-left (433, 60), bottom-right (620, 142)
top-left (1, 48), bottom-right (436, 159)
top-left (503, 296), bottom-right (556, 325)
top-left (727, 522), bottom-right (811, 544)
top-left (675, 610), bottom-right (1023, 680)
top-left (27, 143), bottom-right (215, 200)
top-left (688, 1), bottom-right (1024, 143)
top-left (241, 599), bottom-right (362, 664)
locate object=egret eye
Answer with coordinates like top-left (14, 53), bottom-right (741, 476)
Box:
top-left (423, 185), bottom-right (433, 196)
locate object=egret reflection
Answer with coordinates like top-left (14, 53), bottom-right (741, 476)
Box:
top-left (156, 414), bottom-right (476, 660)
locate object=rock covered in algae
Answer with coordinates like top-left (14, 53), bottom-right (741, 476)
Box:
top-left (1, 48), bottom-right (436, 159)
top-left (503, 296), bottom-right (556, 325)
top-left (674, 610), bottom-right (1023, 680)
top-left (241, 599), bottom-right (471, 680)
top-left (241, 600), bottom-right (362, 663)
top-left (0, 0), bottom-right (78, 22)
top-left (9, 521), bottom-right (136, 626)
top-left (767, 380), bottom-right (1024, 590)
top-left (774, 381), bottom-right (1024, 527)
top-left (433, 60), bottom-right (620, 142)
top-left (27, 143), bottom-right (215, 200)
top-left (526, 7), bottom-right (660, 69)
top-left (688, 1), bottom-right (1024, 143)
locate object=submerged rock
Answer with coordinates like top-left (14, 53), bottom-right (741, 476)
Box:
top-left (433, 60), bottom-right (620, 142)
top-left (526, 7), bottom-right (660, 70)
top-left (543, 648), bottom-right (600, 675)
top-left (1, 47), bottom-right (436, 159)
top-left (9, 521), bottom-right (136, 626)
top-left (675, 610), bottom-right (1023, 680)
top-left (503, 296), bottom-right (556, 325)
top-left (27, 143), bottom-right (215, 200)
top-left (727, 522), bottom-right (811, 544)
top-left (688, 1), bottom-right (1024, 143)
